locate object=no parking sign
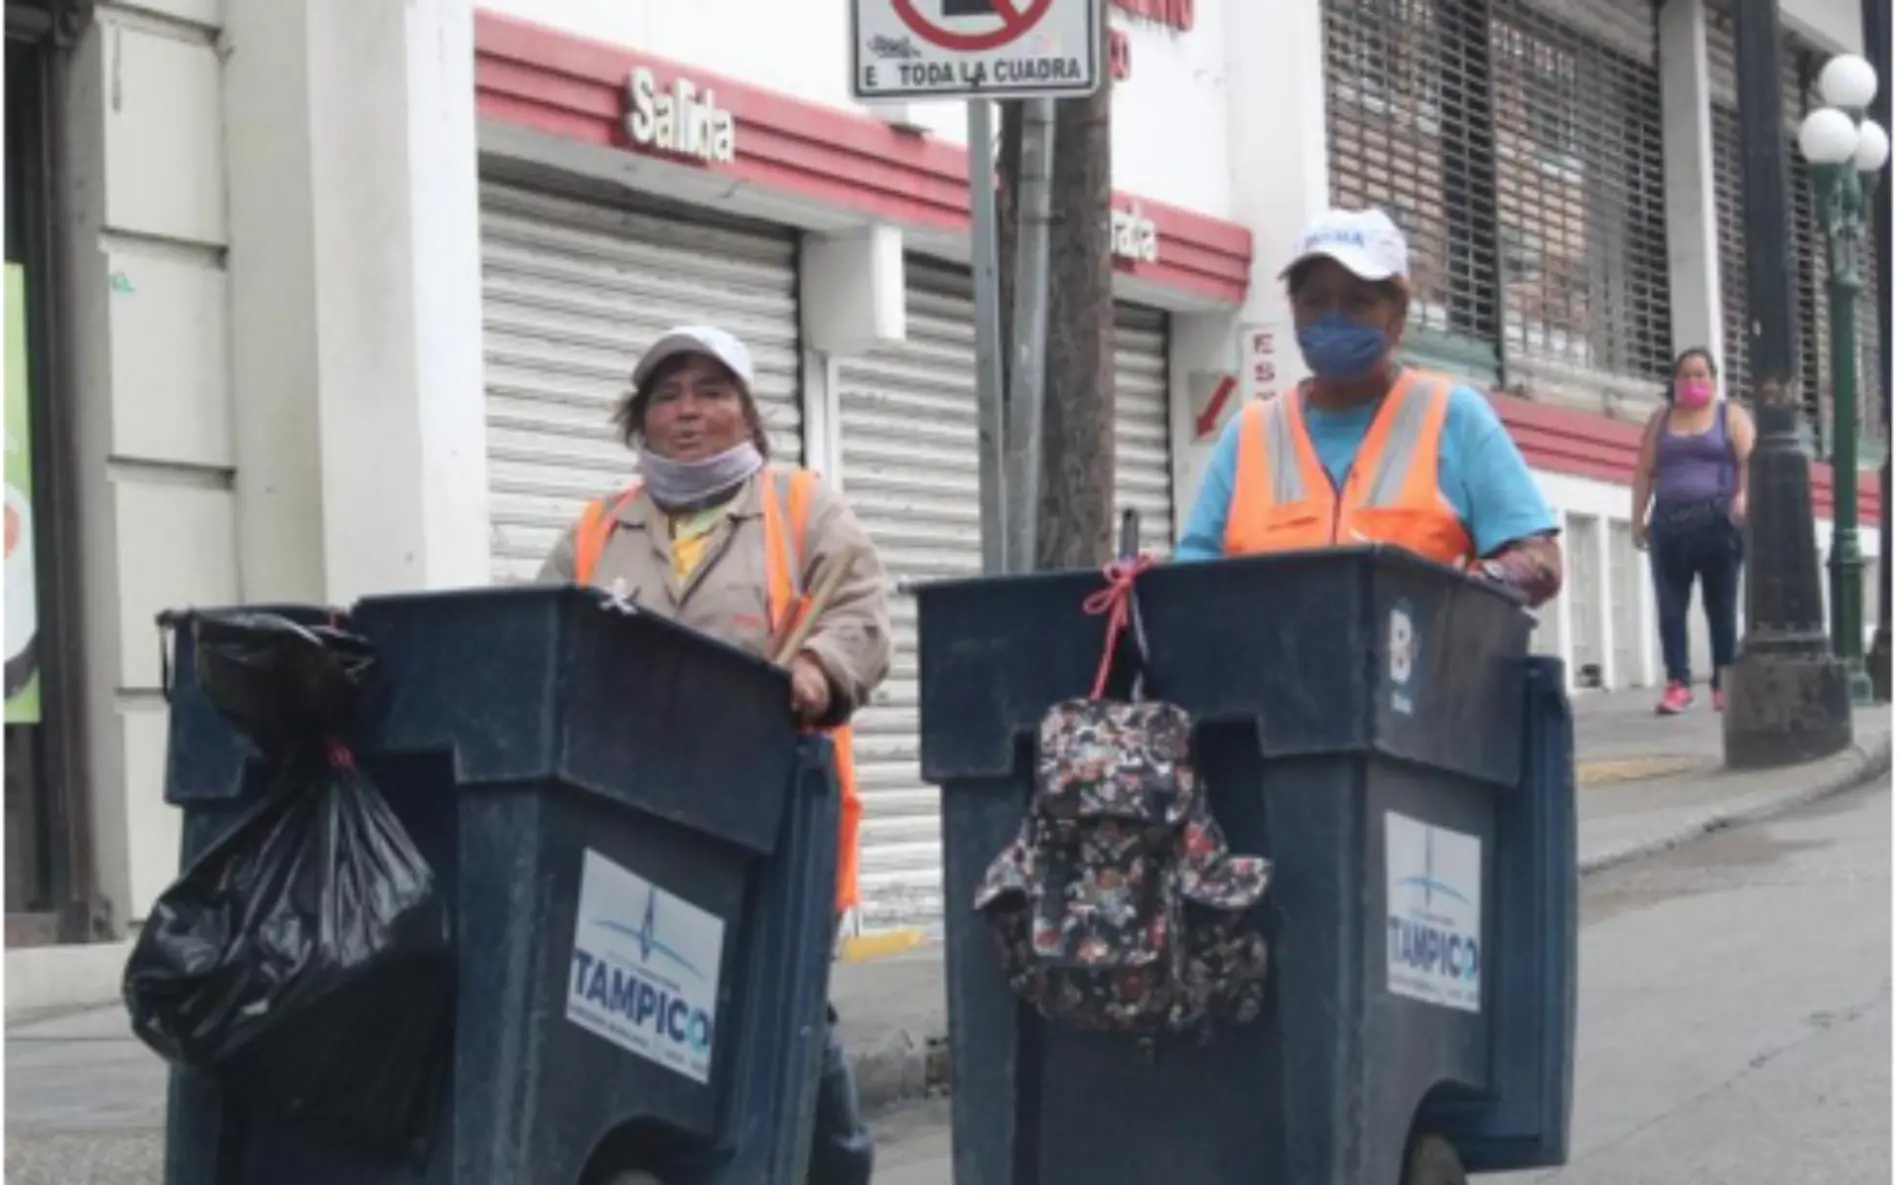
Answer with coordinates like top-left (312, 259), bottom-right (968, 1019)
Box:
top-left (851, 0), bottom-right (1104, 101)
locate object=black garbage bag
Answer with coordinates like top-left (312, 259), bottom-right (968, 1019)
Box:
top-left (124, 610), bottom-right (453, 1158)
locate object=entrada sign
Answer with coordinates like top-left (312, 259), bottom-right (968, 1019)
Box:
top-left (1112, 208), bottom-right (1159, 264)
top-left (625, 67), bottom-right (737, 165)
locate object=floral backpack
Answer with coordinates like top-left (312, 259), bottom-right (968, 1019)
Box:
top-left (975, 515), bottom-right (1272, 1041)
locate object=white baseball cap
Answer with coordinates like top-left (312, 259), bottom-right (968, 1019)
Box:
top-left (630, 325), bottom-right (756, 392)
top-left (1281, 208), bottom-right (1410, 283)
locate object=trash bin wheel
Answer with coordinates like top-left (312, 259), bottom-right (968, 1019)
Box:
top-left (1402, 1134), bottom-right (1467, 1185)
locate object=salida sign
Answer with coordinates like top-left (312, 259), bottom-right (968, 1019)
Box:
top-left (852, 0), bottom-right (1104, 101)
top-left (624, 66), bottom-right (737, 165)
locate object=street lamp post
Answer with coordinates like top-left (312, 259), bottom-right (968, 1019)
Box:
top-left (1797, 54), bottom-right (1891, 708)
top-left (1724, 1), bottom-right (1849, 771)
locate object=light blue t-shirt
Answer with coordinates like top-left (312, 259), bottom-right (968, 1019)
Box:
top-left (1175, 385), bottom-right (1557, 560)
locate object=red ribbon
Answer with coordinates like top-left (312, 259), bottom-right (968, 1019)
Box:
top-left (1082, 556), bottom-right (1154, 700)
top-left (325, 738), bottom-right (355, 770)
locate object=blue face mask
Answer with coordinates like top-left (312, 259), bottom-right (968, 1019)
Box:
top-left (1296, 314), bottom-right (1390, 382)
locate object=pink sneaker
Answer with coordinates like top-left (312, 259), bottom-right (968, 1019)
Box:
top-left (1711, 688), bottom-right (1726, 712)
top-left (1656, 682), bottom-right (1694, 715)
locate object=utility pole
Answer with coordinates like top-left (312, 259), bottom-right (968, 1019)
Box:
top-left (855, 1), bottom-right (1106, 574)
top-left (1723, 0), bottom-right (1854, 768)
top-left (1862, 0), bottom-right (1892, 703)
top-left (1034, 15), bottom-right (1118, 571)
top-left (996, 14), bottom-right (1119, 572)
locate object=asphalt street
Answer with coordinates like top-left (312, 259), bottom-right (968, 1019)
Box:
top-left (7, 781), bottom-right (1890, 1185)
top-left (869, 781), bottom-right (1894, 1185)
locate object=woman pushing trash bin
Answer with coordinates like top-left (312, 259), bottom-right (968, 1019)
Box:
top-left (1175, 208), bottom-right (1565, 609)
top-left (539, 324), bottom-right (890, 1185)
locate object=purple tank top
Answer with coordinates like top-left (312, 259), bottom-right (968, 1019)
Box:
top-left (1653, 406), bottom-right (1736, 507)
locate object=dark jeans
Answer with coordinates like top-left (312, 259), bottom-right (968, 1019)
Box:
top-left (810, 1006), bottom-right (874, 1185)
top-left (1650, 509), bottom-right (1743, 689)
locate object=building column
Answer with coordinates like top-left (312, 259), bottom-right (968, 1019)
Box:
top-left (1659, 0), bottom-right (1727, 373)
top-left (1170, 0), bottom-right (1332, 505)
top-left (60, 1), bottom-right (240, 932)
top-left (225, 0), bottom-right (491, 607)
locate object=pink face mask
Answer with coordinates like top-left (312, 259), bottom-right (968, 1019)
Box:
top-left (1675, 380), bottom-right (1714, 408)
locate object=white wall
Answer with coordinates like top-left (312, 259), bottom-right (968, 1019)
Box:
top-left (225, 0), bottom-right (491, 608)
top-left (60, 0), bottom-right (491, 932)
top-left (1166, 0), bottom-right (1330, 501)
top-left (1781, 0), bottom-right (1864, 52)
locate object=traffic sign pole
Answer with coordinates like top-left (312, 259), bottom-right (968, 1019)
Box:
top-left (852, 0), bottom-right (1105, 574)
top-left (1003, 97), bottom-right (1056, 575)
top-left (968, 98), bottom-right (1009, 577)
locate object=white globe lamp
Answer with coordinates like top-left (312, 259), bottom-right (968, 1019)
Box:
top-left (1800, 107), bottom-right (1861, 166)
top-left (1818, 53), bottom-right (1880, 111)
top-left (1854, 120), bottom-right (1891, 173)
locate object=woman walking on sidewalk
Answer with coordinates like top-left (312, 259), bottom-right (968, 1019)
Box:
top-left (1632, 347), bottom-right (1755, 715)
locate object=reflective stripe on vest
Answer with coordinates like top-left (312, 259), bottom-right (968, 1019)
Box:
top-left (570, 467), bottom-right (863, 912)
top-left (1224, 370), bottom-right (1474, 566)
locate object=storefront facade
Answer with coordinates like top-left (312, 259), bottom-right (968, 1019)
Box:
top-left (11, 0), bottom-right (1883, 954)
top-left (468, 11), bottom-right (1247, 927)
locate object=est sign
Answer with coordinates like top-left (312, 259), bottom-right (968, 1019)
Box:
top-left (852, 0), bottom-right (1105, 102)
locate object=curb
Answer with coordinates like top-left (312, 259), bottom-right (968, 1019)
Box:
top-left (848, 735), bottom-right (1894, 1114)
top-left (1576, 734), bottom-right (1891, 875)
top-left (5, 939), bottom-right (134, 1026)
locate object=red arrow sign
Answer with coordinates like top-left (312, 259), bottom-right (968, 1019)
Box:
top-left (1194, 375), bottom-right (1237, 440)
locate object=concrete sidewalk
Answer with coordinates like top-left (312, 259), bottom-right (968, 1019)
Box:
top-left (5, 693), bottom-right (1890, 1159)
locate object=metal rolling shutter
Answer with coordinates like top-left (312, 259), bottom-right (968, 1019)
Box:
top-left (1855, 250), bottom-right (1886, 460)
top-left (1488, 0), bottom-right (1670, 404)
top-left (1707, 10), bottom-right (1831, 430)
top-left (835, 261), bottom-right (981, 931)
top-left (1322, 0), bottom-right (1670, 399)
top-left (1113, 304), bottom-right (1177, 555)
top-left (838, 264), bottom-right (1179, 930)
top-left (1323, 0), bottom-right (1498, 377)
top-left (478, 178), bottom-right (804, 583)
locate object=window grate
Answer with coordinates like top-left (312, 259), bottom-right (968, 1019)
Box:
top-left (1490, 0), bottom-right (1671, 398)
top-left (1323, 0), bottom-right (1497, 357)
top-left (1706, 5), bottom-right (1835, 445)
top-left (1857, 239), bottom-right (1886, 448)
top-left (1322, 0), bottom-right (1670, 397)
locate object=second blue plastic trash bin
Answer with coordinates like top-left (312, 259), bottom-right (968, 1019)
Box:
top-left (918, 547), bottom-right (1577, 1185)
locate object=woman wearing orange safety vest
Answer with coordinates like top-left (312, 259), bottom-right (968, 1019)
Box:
top-left (1177, 208), bottom-right (1565, 608)
top-left (538, 325), bottom-right (890, 1185)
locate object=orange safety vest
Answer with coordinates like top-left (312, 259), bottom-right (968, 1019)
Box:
top-left (571, 468), bottom-right (863, 912)
top-left (1223, 369), bottom-right (1475, 567)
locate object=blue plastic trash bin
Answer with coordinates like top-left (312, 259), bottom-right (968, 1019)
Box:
top-left (917, 547), bottom-right (1577, 1185)
top-left (156, 586), bottom-right (840, 1185)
